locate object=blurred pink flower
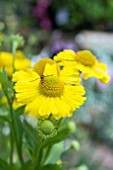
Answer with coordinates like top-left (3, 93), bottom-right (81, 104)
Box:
top-left (40, 18), bottom-right (52, 29)
top-left (32, 0), bottom-right (52, 30)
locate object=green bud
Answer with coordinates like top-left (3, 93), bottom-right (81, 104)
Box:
top-left (10, 34), bottom-right (25, 52)
top-left (75, 165), bottom-right (88, 170)
top-left (38, 119), bottom-right (57, 139)
top-left (71, 140), bottom-right (80, 151)
top-left (67, 121), bottom-right (77, 134)
top-left (40, 120), bottom-right (54, 135)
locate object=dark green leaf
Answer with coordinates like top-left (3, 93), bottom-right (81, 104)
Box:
top-left (0, 33), bottom-right (3, 46)
top-left (41, 164), bottom-right (64, 170)
top-left (0, 70), bottom-right (13, 106)
top-left (22, 120), bottom-right (38, 154)
top-left (0, 159), bottom-right (10, 170)
top-left (20, 161), bottom-right (32, 170)
top-left (0, 72), bottom-right (4, 84)
top-left (14, 110), bottom-right (23, 148)
top-left (0, 115), bottom-right (10, 123)
top-left (15, 105), bottom-right (25, 116)
top-left (2, 68), bottom-right (8, 82)
top-left (9, 164), bottom-right (18, 170)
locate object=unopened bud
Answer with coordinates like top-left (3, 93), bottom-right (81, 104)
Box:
top-left (10, 34), bottom-right (25, 52)
top-left (71, 140), bottom-right (80, 151)
top-left (75, 165), bottom-right (88, 170)
top-left (67, 121), bottom-right (76, 134)
top-left (38, 119), bottom-right (57, 139)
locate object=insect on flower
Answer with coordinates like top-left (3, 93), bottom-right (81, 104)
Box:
top-left (30, 75), bottom-right (53, 83)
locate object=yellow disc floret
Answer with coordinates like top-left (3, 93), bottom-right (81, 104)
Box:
top-left (76, 50), bottom-right (96, 67)
top-left (39, 76), bottom-right (64, 97)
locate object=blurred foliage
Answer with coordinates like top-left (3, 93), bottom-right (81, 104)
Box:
top-left (0, 0), bottom-right (50, 55)
top-left (50, 0), bottom-right (113, 31)
top-left (0, 0), bottom-right (36, 33)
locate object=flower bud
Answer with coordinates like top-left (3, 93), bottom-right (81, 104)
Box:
top-left (56, 159), bottom-right (62, 165)
top-left (38, 119), bottom-right (57, 139)
top-left (10, 34), bottom-right (25, 52)
top-left (70, 140), bottom-right (80, 151)
top-left (75, 165), bottom-right (88, 170)
top-left (67, 121), bottom-right (77, 134)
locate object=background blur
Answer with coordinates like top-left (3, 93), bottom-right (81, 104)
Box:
top-left (0, 0), bottom-right (113, 170)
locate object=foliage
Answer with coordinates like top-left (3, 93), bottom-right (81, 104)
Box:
top-left (50, 0), bottom-right (113, 31)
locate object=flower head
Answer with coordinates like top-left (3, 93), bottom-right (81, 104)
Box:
top-left (13, 58), bottom-right (86, 120)
top-left (54, 50), bottom-right (110, 84)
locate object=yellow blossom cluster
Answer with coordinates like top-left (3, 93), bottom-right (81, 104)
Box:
top-left (0, 50), bottom-right (31, 108)
top-left (0, 50), bottom-right (31, 76)
top-left (0, 49), bottom-right (110, 119)
top-left (12, 50), bottom-right (110, 119)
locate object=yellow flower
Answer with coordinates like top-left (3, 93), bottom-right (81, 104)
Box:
top-left (13, 58), bottom-right (86, 120)
top-left (0, 50), bottom-right (31, 76)
top-left (33, 58), bottom-right (81, 85)
top-left (54, 50), bottom-right (110, 84)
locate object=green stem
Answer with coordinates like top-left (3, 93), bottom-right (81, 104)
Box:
top-left (2, 86), bottom-right (24, 166)
top-left (35, 148), bottom-right (43, 170)
top-left (58, 118), bottom-right (64, 130)
top-left (41, 145), bottom-right (52, 165)
top-left (9, 125), bottom-right (14, 165)
top-left (12, 41), bottom-right (18, 74)
top-left (9, 102), bottom-right (24, 165)
top-left (11, 41), bottom-right (24, 165)
top-left (31, 138), bottom-right (44, 170)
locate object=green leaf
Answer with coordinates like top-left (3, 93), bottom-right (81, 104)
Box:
top-left (9, 164), bottom-right (18, 170)
top-left (0, 115), bottom-right (10, 123)
top-left (42, 128), bottom-right (70, 148)
top-left (0, 159), bottom-right (8, 170)
top-left (12, 106), bottom-right (25, 149)
top-left (0, 32), bottom-right (3, 46)
top-left (13, 110), bottom-right (23, 148)
top-left (0, 72), bottom-right (4, 84)
top-left (22, 120), bottom-right (39, 154)
top-left (41, 164), bottom-right (64, 170)
top-left (2, 68), bottom-right (8, 82)
top-left (20, 161), bottom-right (32, 170)
top-left (0, 69), bottom-right (13, 106)
top-left (0, 68), bottom-right (9, 90)
top-left (15, 105), bottom-right (25, 116)
top-left (44, 142), bottom-right (64, 164)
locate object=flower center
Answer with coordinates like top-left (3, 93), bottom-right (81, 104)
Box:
top-left (33, 58), bottom-right (60, 76)
top-left (76, 51), bottom-right (96, 66)
top-left (39, 76), bottom-right (64, 97)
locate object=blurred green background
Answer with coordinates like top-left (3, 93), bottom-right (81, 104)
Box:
top-left (0, 0), bottom-right (113, 170)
